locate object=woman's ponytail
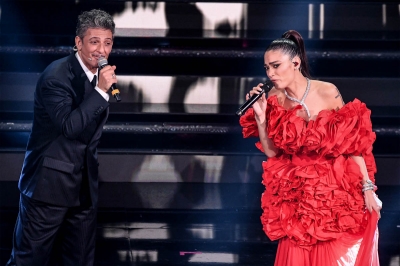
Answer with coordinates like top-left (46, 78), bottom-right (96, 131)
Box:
top-left (281, 30), bottom-right (311, 79)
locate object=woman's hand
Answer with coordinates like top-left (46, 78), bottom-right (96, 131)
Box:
top-left (247, 83), bottom-right (268, 123)
top-left (364, 190), bottom-right (382, 218)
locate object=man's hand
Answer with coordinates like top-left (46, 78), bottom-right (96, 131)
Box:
top-left (98, 65), bottom-right (117, 93)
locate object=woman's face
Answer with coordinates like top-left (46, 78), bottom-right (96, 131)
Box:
top-left (264, 49), bottom-right (298, 90)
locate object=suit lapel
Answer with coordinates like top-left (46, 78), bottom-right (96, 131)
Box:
top-left (67, 53), bottom-right (109, 143)
top-left (68, 53), bottom-right (92, 102)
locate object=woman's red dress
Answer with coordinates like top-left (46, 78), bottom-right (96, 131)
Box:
top-left (240, 96), bottom-right (380, 266)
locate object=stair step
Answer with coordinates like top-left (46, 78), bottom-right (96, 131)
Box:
top-left (1, 47), bottom-right (399, 77)
top-left (1, 73), bottom-right (400, 107)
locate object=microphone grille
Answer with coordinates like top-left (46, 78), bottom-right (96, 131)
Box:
top-left (262, 80), bottom-right (274, 91)
top-left (98, 57), bottom-right (108, 68)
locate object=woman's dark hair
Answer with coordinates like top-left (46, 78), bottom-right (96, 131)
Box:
top-left (266, 30), bottom-right (311, 79)
top-left (76, 9), bottom-right (115, 40)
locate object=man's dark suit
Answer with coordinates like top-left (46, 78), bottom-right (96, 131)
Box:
top-left (8, 53), bottom-right (109, 265)
top-left (20, 53), bottom-right (109, 207)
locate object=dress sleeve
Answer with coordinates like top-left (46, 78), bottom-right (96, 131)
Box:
top-left (332, 100), bottom-right (377, 181)
top-left (239, 96), bottom-right (285, 154)
top-left (356, 102), bottom-right (377, 182)
top-left (345, 100), bottom-right (376, 155)
top-left (239, 108), bottom-right (265, 153)
top-left (239, 108), bottom-right (259, 138)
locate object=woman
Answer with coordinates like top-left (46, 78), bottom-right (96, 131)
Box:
top-left (240, 30), bottom-right (382, 266)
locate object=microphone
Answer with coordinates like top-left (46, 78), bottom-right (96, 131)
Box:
top-left (236, 81), bottom-right (274, 116)
top-left (97, 57), bottom-right (121, 102)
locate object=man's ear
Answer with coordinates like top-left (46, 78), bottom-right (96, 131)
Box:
top-left (75, 36), bottom-right (82, 51)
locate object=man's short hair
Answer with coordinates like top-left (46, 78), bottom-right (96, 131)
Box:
top-left (76, 9), bottom-right (115, 40)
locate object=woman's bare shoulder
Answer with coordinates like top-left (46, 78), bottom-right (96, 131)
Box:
top-left (313, 80), bottom-right (344, 109)
top-left (313, 80), bottom-right (338, 95)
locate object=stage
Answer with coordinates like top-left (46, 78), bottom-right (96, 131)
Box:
top-left (1, 182), bottom-right (399, 265)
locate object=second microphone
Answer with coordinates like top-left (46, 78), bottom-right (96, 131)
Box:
top-left (98, 57), bottom-right (121, 102)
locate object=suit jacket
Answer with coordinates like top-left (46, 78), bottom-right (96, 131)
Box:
top-left (18, 53), bottom-right (109, 207)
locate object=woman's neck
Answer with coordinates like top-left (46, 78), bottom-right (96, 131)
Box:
top-left (285, 76), bottom-right (309, 100)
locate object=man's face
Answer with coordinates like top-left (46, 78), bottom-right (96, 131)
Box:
top-left (75, 28), bottom-right (113, 73)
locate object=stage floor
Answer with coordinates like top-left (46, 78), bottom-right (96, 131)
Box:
top-left (1, 182), bottom-right (399, 265)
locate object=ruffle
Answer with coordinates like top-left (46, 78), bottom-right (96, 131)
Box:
top-left (265, 96), bottom-right (376, 158)
top-left (239, 96), bottom-right (377, 180)
top-left (239, 96), bottom-right (378, 247)
top-left (239, 108), bottom-right (265, 152)
top-left (312, 99), bottom-right (376, 159)
top-left (239, 107), bottom-right (259, 138)
top-left (260, 155), bottom-right (369, 248)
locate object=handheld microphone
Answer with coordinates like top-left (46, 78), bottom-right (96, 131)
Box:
top-left (236, 81), bottom-right (274, 116)
top-left (97, 57), bottom-right (121, 102)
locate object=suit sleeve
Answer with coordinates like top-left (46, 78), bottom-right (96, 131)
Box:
top-left (39, 77), bottom-right (109, 140)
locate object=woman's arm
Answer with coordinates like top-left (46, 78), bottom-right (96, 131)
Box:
top-left (255, 112), bottom-right (278, 158)
top-left (351, 155), bottom-right (382, 216)
top-left (248, 84), bottom-right (279, 158)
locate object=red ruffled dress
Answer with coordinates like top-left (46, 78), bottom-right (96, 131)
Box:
top-left (240, 96), bottom-right (380, 266)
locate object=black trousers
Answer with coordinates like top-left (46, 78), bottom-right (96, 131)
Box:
top-left (6, 194), bottom-right (97, 266)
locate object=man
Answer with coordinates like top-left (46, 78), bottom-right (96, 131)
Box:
top-left (7, 9), bottom-right (117, 266)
